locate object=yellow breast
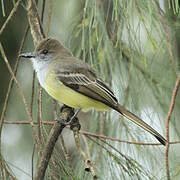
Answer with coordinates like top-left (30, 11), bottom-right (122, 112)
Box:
top-left (44, 71), bottom-right (110, 111)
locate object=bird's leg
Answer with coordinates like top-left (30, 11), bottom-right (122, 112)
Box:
top-left (56, 105), bottom-right (74, 124)
top-left (61, 106), bottom-right (81, 126)
top-left (56, 106), bottom-right (81, 130)
top-left (63, 108), bottom-right (81, 126)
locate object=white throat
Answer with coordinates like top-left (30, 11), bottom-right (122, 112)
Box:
top-left (31, 58), bottom-right (49, 88)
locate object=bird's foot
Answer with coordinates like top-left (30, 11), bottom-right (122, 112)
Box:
top-left (62, 108), bottom-right (81, 126)
top-left (57, 106), bottom-right (81, 130)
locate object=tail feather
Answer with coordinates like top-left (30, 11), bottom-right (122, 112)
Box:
top-left (114, 104), bottom-right (166, 145)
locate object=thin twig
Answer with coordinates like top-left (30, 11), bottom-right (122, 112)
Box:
top-left (165, 75), bottom-right (180, 180)
top-left (60, 135), bottom-right (72, 168)
top-left (37, 85), bottom-right (42, 144)
top-left (82, 134), bottom-right (91, 159)
top-left (0, 0), bottom-right (22, 36)
top-left (81, 130), bottom-right (163, 146)
top-left (3, 120), bottom-right (180, 145)
top-left (97, 113), bottom-right (105, 161)
top-left (81, 134), bottom-right (97, 178)
top-left (26, 0), bottom-right (45, 46)
top-left (30, 71), bottom-right (36, 118)
top-left (41, 0), bottom-right (46, 22)
top-left (73, 127), bottom-right (87, 161)
top-left (32, 143), bottom-right (36, 180)
top-left (0, 156), bottom-right (17, 180)
top-left (45, 0), bottom-right (53, 36)
top-left (52, 100), bottom-right (58, 120)
top-left (4, 120), bottom-right (53, 125)
top-left (70, 118), bottom-right (96, 178)
top-left (0, 43), bottom-right (33, 124)
top-left (0, 25), bottom-right (29, 134)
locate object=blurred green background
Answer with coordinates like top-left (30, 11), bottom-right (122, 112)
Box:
top-left (0, 0), bottom-right (180, 179)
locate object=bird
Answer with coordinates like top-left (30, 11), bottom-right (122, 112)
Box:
top-left (20, 37), bottom-right (166, 145)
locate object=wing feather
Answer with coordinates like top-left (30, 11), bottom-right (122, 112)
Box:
top-left (56, 72), bottom-right (118, 107)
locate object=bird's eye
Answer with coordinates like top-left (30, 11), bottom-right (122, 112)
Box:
top-left (42, 49), bottom-right (48, 55)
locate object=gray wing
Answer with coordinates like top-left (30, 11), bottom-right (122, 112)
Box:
top-left (55, 59), bottom-right (118, 107)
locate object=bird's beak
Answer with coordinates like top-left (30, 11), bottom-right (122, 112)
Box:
top-left (19, 52), bottom-right (36, 59)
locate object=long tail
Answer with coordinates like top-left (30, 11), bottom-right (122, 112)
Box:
top-left (113, 104), bottom-right (166, 145)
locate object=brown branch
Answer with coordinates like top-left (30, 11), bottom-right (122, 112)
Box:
top-left (34, 122), bottom-right (65, 180)
top-left (26, 0), bottom-right (45, 46)
top-left (34, 107), bottom-right (74, 180)
top-left (165, 75), bottom-right (180, 180)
